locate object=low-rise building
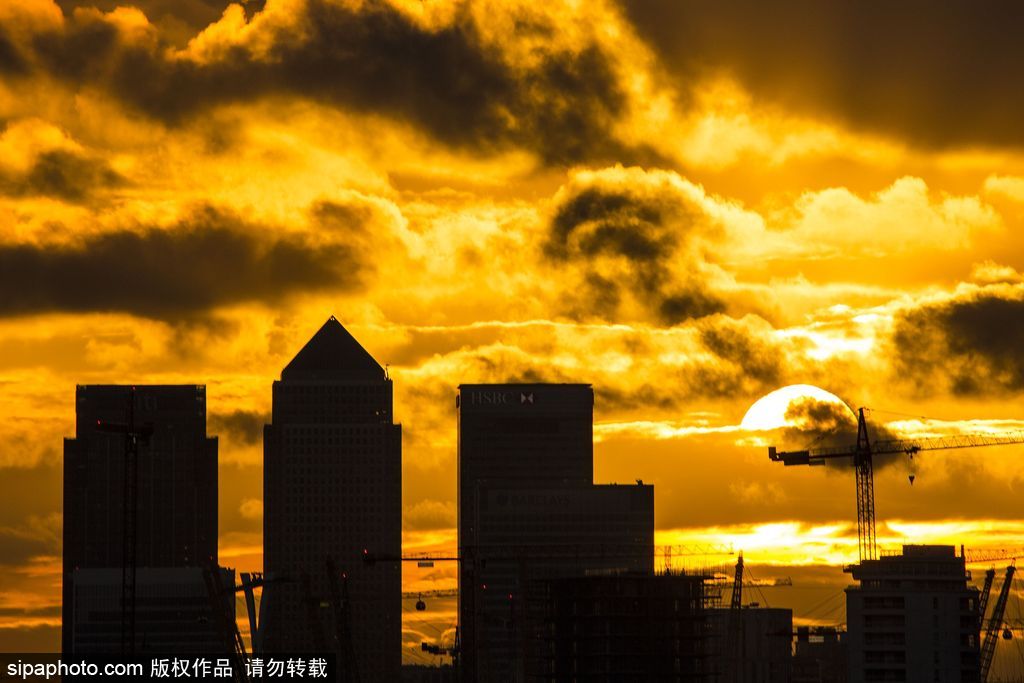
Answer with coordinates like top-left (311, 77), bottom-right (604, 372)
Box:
top-left (707, 605), bottom-right (793, 683)
top-left (844, 545), bottom-right (980, 683)
top-left (533, 573), bottom-right (710, 681)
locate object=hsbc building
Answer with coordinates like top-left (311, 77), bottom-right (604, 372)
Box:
top-left (456, 384), bottom-right (653, 681)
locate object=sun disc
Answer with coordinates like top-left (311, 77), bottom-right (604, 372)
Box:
top-left (740, 384), bottom-right (849, 431)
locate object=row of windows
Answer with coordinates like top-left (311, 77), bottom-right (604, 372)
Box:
top-left (282, 425), bottom-right (391, 434)
top-left (286, 435), bottom-right (385, 443)
top-left (281, 385), bottom-right (386, 394)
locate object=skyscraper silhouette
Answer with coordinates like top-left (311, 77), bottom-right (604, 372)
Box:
top-left (457, 384), bottom-right (654, 681)
top-left (263, 317), bottom-right (401, 679)
top-left (62, 384), bottom-right (220, 655)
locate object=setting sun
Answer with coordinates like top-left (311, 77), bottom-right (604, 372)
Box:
top-left (740, 384), bottom-right (852, 431)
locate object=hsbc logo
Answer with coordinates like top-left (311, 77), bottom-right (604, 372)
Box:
top-left (466, 391), bottom-right (537, 406)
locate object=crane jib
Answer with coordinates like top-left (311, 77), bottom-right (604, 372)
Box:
top-left (768, 448), bottom-right (845, 466)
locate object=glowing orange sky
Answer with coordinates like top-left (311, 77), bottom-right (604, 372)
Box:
top-left (4, 0), bottom-right (1024, 670)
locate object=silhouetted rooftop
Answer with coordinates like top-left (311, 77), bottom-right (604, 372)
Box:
top-left (281, 316), bottom-right (385, 382)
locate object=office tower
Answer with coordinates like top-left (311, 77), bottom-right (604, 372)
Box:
top-left (263, 317), bottom-right (401, 679)
top-left (457, 384), bottom-right (655, 681)
top-left (535, 573), bottom-right (708, 681)
top-left (457, 384), bottom-right (594, 498)
top-left (457, 383), bottom-right (595, 597)
top-left (845, 545), bottom-right (980, 683)
top-left (62, 384), bottom-right (219, 655)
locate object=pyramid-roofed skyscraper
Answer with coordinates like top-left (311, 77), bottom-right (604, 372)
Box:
top-left (280, 317), bottom-right (387, 383)
top-left (263, 317), bottom-right (401, 678)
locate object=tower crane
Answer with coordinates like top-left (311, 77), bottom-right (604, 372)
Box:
top-left (95, 386), bottom-right (153, 656)
top-left (727, 553), bottom-right (744, 681)
top-left (966, 548), bottom-right (1024, 565)
top-left (978, 568), bottom-right (996, 629)
top-left (202, 562), bottom-right (249, 683)
top-left (769, 407), bottom-right (1024, 562)
top-left (325, 556), bottom-right (358, 683)
top-left (980, 564), bottom-right (1015, 683)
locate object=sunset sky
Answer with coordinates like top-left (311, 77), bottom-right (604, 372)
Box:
top-left (4, 0), bottom-right (1024, 668)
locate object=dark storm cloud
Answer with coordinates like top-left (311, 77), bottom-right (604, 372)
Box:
top-left (597, 316), bottom-right (788, 411)
top-left (0, 513), bottom-right (60, 567)
top-left (311, 200), bottom-right (378, 234)
top-left (0, 27), bottom-right (29, 75)
top-left (0, 531), bottom-right (51, 567)
top-left (0, 605), bottom-right (60, 618)
top-left (546, 179), bottom-right (726, 324)
top-left (779, 398), bottom-right (856, 455)
top-left (54, 0), bottom-right (229, 26)
top-left (208, 408), bottom-right (268, 446)
top-left (13, 0), bottom-right (650, 165)
top-left (783, 399), bottom-right (854, 437)
top-left (622, 0), bottom-right (1024, 149)
top-left (698, 318), bottom-right (781, 389)
top-left (382, 326), bottom-right (506, 367)
top-left (0, 149), bottom-right (124, 202)
top-left (403, 500), bottom-right (456, 531)
top-left (0, 205), bottom-right (366, 319)
top-left (892, 288), bottom-right (1024, 395)
top-left (54, 0), bottom-right (234, 46)
top-left (595, 384), bottom-right (685, 414)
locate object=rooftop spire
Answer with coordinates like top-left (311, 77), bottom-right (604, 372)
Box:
top-left (281, 317), bottom-right (385, 382)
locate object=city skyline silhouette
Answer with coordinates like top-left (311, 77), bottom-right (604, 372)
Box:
top-left (5, 0), bottom-right (1024, 679)
top-left (27, 317), bottom-right (1024, 680)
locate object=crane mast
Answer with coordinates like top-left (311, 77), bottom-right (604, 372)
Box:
top-left (727, 553), bottom-right (744, 681)
top-left (978, 568), bottom-right (996, 628)
top-left (980, 564), bottom-right (1015, 683)
top-left (325, 556), bottom-right (358, 683)
top-left (95, 387), bottom-right (152, 655)
top-left (122, 389), bottom-right (138, 655)
top-left (853, 408), bottom-right (877, 561)
top-left (202, 563), bottom-right (249, 683)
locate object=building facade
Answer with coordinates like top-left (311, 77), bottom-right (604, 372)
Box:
top-left (68, 567), bottom-right (234, 654)
top-left (535, 573), bottom-right (709, 681)
top-left (793, 627), bottom-right (848, 683)
top-left (62, 384), bottom-right (219, 655)
top-left (263, 317), bottom-right (401, 680)
top-left (457, 384), bottom-right (594, 502)
top-left (845, 545), bottom-right (980, 683)
top-left (707, 606), bottom-right (793, 683)
top-left (473, 482), bottom-right (654, 681)
top-left (457, 384), bottom-right (654, 681)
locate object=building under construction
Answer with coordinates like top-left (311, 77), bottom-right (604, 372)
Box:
top-left (532, 572), bottom-right (710, 680)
